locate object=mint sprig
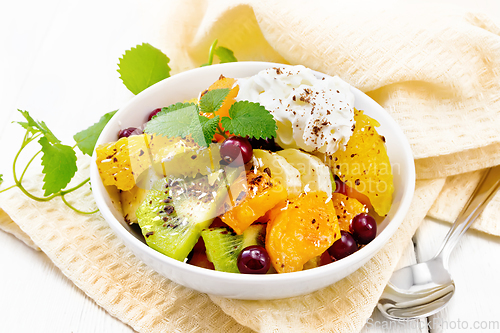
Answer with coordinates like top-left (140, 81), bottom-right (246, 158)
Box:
top-left (145, 97), bottom-right (276, 145)
top-left (118, 43), bottom-right (171, 95)
top-left (221, 101), bottom-right (277, 139)
top-left (0, 110), bottom-right (112, 214)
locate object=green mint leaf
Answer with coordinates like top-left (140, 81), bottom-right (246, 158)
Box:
top-left (220, 101), bottom-right (277, 139)
top-left (144, 105), bottom-right (199, 139)
top-left (39, 137), bottom-right (77, 196)
top-left (198, 115), bottom-right (219, 145)
top-left (118, 43), bottom-right (171, 95)
top-left (215, 46), bottom-right (237, 63)
top-left (156, 102), bottom-right (197, 118)
top-left (199, 89), bottom-right (229, 114)
top-left (16, 110), bottom-right (60, 144)
top-left (74, 110), bottom-right (117, 156)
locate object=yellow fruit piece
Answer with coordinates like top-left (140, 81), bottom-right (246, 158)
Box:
top-left (331, 193), bottom-right (367, 232)
top-left (121, 185), bottom-right (147, 224)
top-left (331, 109), bottom-right (394, 216)
top-left (221, 169), bottom-right (287, 235)
top-left (266, 191), bottom-right (341, 273)
top-left (96, 134), bottom-right (150, 191)
top-left (147, 134), bottom-right (219, 178)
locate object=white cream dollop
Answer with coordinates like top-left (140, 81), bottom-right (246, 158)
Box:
top-left (235, 65), bottom-right (355, 154)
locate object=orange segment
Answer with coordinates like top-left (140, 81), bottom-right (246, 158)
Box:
top-left (331, 109), bottom-right (394, 216)
top-left (265, 192), bottom-right (341, 273)
top-left (331, 193), bottom-right (367, 231)
top-left (221, 169), bottom-right (287, 235)
top-left (199, 75), bottom-right (239, 138)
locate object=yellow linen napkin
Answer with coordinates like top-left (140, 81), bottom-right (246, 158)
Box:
top-left (2, 1), bottom-right (500, 332)
top-left (0, 158), bottom-right (444, 333)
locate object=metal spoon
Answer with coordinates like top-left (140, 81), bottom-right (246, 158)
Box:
top-left (378, 165), bottom-right (500, 320)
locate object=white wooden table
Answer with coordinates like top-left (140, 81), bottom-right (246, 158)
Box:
top-left (1, 1), bottom-right (500, 332)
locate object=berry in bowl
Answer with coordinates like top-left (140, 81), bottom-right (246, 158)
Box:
top-left (90, 62), bottom-right (415, 299)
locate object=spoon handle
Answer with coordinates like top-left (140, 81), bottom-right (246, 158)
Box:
top-left (434, 165), bottom-right (500, 267)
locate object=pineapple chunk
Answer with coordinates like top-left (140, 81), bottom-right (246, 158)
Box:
top-left (95, 134), bottom-right (150, 191)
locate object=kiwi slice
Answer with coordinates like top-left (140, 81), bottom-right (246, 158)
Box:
top-left (201, 224), bottom-right (265, 273)
top-left (136, 167), bottom-right (240, 262)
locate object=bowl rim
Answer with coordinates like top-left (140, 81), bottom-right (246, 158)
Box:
top-left (91, 61), bottom-right (416, 284)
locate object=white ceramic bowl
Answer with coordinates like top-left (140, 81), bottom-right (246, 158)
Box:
top-left (90, 62), bottom-right (415, 300)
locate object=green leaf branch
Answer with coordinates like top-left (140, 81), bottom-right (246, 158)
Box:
top-left (0, 110), bottom-right (115, 214)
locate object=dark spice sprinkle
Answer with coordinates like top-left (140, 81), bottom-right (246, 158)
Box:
top-left (164, 206), bottom-right (175, 215)
top-left (263, 167), bottom-right (272, 177)
top-left (162, 217), bottom-right (168, 221)
top-left (312, 219), bottom-right (316, 224)
top-left (380, 135), bottom-right (386, 142)
top-left (355, 179), bottom-right (361, 186)
top-left (191, 155), bottom-right (197, 160)
top-left (145, 231), bottom-right (154, 238)
top-left (113, 157), bottom-right (118, 163)
top-left (139, 149), bottom-right (144, 156)
top-left (163, 197), bottom-right (172, 203)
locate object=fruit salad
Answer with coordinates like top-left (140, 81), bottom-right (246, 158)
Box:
top-left (95, 65), bottom-right (394, 274)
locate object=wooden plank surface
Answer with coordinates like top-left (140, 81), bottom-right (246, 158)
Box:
top-left (1, 0), bottom-right (500, 332)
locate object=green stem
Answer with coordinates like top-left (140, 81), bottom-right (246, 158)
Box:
top-left (207, 39), bottom-right (218, 66)
top-left (61, 194), bottom-right (99, 215)
top-left (0, 184), bottom-right (18, 193)
top-left (13, 132), bottom-right (41, 184)
top-left (60, 177), bottom-right (90, 195)
top-left (216, 124), bottom-right (228, 139)
top-left (15, 184), bottom-right (59, 201)
top-left (19, 149), bottom-right (42, 182)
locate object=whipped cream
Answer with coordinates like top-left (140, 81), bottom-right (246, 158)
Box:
top-left (236, 65), bottom-right (355, 154)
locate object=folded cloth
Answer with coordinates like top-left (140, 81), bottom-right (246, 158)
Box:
top-left (1, 0), bottom-right (500, 332)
